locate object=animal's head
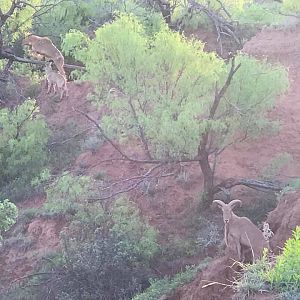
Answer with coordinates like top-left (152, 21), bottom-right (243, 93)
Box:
top-left (22, 35), bottom-right (32, 45)
top-left (213, 199), bottom-right (242, 224)
top-left (22, 34), bottom-right (40, 45)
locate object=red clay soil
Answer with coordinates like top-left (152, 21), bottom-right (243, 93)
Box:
top-left (267, 191), bottom-right (300, 254)
top-left (1, 25), bottom-right (300, 299)
top-left (0, 216), bottom-right (66, 286)
top-left (168, 26), bottom-right (300, 300)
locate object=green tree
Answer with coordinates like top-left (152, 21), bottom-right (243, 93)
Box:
top-left (63, 14), bottom-right (288, 208)
top-left (282, 0), bottom-right (300, 13)
top-left (0, 199), bottom-right (18, 239)
top-left (0, 99), bottom-right (49, 200)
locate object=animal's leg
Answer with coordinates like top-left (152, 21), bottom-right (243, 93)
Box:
top-left (64, 83), bottom-right (68, 98)
top-left (53, 56), bottom-right (65, 76)
top-left (47, 82), bottom-right (52, 94)
top-left (53, 84), bottom-right (57, 95)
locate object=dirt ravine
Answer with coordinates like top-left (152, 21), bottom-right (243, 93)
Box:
top-left (173, 25), bottom-right (300, 300)
top-left (1, 24), bottom-right (300, 300)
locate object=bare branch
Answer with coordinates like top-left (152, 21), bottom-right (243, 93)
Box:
top-left (74, 107), bottom-right (164, 164)
top-left (88, 164), bottom-right (175, 202)
top-left (0, 49), bottom-right (85, 70)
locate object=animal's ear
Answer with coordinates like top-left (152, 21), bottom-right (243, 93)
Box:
top-left (213, 200), bottom-right (225, 209)
top-left (229, 199), bottom-right (242, 209)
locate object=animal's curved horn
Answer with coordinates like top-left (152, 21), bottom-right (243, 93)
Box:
top-left (229, 199), bottom-right (242, 209)
top-left (213, 200), bottom-right (226, 208)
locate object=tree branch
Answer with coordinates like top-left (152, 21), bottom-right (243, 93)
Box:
top-left (88, 164), bottom-right (175, 202)
top-left (213, 178), bottom-right (286, 194)
top-left (0, 49), bottom-right (85, 70)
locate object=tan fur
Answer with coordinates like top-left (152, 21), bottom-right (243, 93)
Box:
top-left (213, 199), bottom-right (268, 262)
top-left (45, 62), bottom-right (68, 100)
top-left (23, 35), bottom-right (65, 76)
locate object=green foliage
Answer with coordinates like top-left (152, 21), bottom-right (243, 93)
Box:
top-left (111, 198), bottom-right (159, 261)
top-left (133, 260), bottom-right (210, 300)
top-left (35, 0), bottom-right (163, 50)
top-left (234, 3), bottom-right (284, 26)
top-left (11, 234), bottom-right (151, 300)
top-left (63, 14), bottom-right (288, 163)
top-left (44, 173), bottom-right (91, 215)
top-left (268, 226), bottom-right (300, 291)
top-left (235, 249), bottom-right (271, 295)
top-left (1, 0), bottom-right (42, 43)
top-left (48, 121), bottom-right (84, 171)
top-left (162, 235), bottom-right (198, 260)
top-left (236, 228), bottom-right (300, 298)
top-left (282, 0), bottom-right (300, 13)
top-left (0, 99), bottom-right (49, 201)
top-left (0, 199), bottom-right (18, 239)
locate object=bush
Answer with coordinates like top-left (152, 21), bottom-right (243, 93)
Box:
top-left (268, 226), bottom-right (300, 291)
top-left (282, 0), bottom-right (300, 13)
top-left (235, 227), bottom-right (300, 298)
top-left (234, 250), bottom-right (271, 296)
top-left (0, 99), bottom-right (49, 201)
top-left (0, 199), bottom-right (18, 239)
top-left (111, 198), bottom-right (159, 261)
top-left (43, 173), bottom-right (91, 215)
top-left (8, 233), bottom-right (151, 300)
top-left (133, 260), bottom-right (210, 300)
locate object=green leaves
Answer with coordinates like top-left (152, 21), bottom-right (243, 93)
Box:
top-left (282, 0), bottom-right (300, 13)
top-left (0, 99), bottom-right (49, 201)
top-left (0, 199), bottom-right (18, 239)
top-left (111, 198), bottom-right (159, 261)
top-left (63, 14), bottom-right (288, 163)
top-left (268, 226), bottom-right (300, 290)
top-left (44, 173), bottom-right (91, 214)
top-left (1, 0), bottom-right (42, 43)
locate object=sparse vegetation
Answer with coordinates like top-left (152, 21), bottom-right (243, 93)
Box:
top-left (235, 227), bottom-right (300, 299)
top-left (0, 199), bottom-right (18, 240)
top-left (0, 99), bottom-right (49, 201)
top-left (133, 260), bottom-right (210, 300)
top-left (0, 1), bottom-right (299, 299)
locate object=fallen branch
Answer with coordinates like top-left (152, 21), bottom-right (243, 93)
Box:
top-left (0, 49), bottom-right (85, 71)
top-left (213, 178), bottom-right (286, 194)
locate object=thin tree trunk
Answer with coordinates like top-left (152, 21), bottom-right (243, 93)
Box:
top-left (199, 150), bottom-right (214, 209)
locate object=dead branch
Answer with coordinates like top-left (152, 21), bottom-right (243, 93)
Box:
top-left (213, 178), bottom-right (286, 194)
top-left (15, 101), bottom-right (39, 139)
top-left (88, 164), bottom-right (175, 202)
top-left (188, 0), bottom-right (242, 55)
top-left (74, 107), bottom-right (166, 164)
top-left (48, 127), bottom-right (93, 147)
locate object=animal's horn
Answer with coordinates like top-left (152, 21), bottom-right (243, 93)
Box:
top-left (213, 200), bottom-right (226, 208)
top-left (229, 199), bottom-right (242, 209)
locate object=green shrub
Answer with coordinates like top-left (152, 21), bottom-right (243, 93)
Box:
top-left (48, 121), bottom-right (85, 171)
top-left (133, 259), bottom-right (210, 300)
top-left (234, 250), bottom-right (271, 296)
top-left (43, 173), bottom-right (91, 215)
top-left (162, 235), bottom-right (198, 260)
top-left (282, 0), bottom-right (300, 13)
top-left (0, 99), bottom-right (49, 201)
top-left (0, 199), bottom-right (18, 239)
top-left (268, 226), bottom-right (300, 291)
top-left (236, 228), bottom-right (300, 298)
top-left (111, 198), bottom-right (159, 261)
top-left (9, 234), bottom-right (151, 300)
